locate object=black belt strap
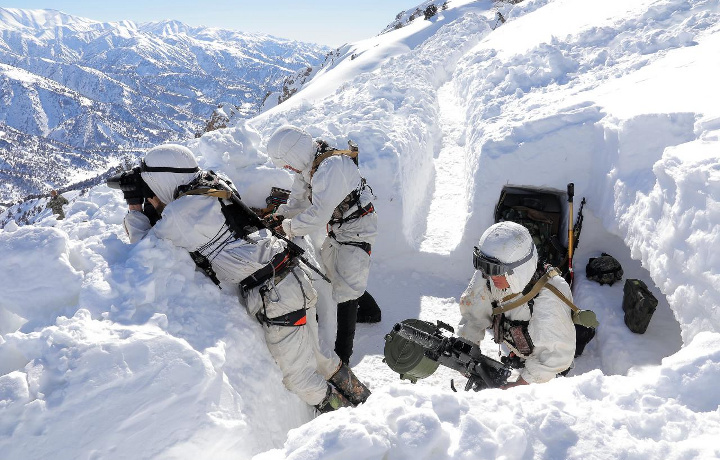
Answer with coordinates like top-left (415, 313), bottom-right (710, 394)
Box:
top-left (329, 202), bottom-right (375, 226)
top-left (256, 308), bottom-right (307, 327)
top-left (328, 232), bottom-right (372, 255)
top-left (240, 249), bottom-right (293, 292)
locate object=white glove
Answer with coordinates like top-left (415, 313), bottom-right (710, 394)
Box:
top-left (281, 218), bottom-right (295, 239)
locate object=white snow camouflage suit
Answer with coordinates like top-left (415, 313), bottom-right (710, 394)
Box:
top-left (123, 144), bottom-right (339, 406)
top-left (267, 126), bottom-right (378, 304)
top-left (459, 222), bottom-right (576, 383)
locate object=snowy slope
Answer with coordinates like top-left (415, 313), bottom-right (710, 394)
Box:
top-left (1, 0), bottom-right (720, 459)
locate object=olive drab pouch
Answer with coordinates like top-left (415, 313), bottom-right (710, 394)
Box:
top-left (586, 253), bottom-right (624, 286)
top-left (572, 310), bottom-right (599, 357)
top-left (622, 279), bottom-right (658, 334)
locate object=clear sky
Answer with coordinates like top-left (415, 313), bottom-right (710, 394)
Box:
top-left (0, 0), bottom-right (420, 47)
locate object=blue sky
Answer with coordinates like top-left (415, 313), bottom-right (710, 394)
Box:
top-left (1, 0), bottom-right (419, 46)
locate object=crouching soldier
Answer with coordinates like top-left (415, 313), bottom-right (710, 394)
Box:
top-left (459, 221), bottom-right (576, 388)
top-left (121, 143), bottom-right (370, 413)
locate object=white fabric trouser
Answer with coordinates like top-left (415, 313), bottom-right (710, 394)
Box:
top-left (253, 266), bottom-right (340, 406)
top-left (321, 238), bottom-right (371, 304)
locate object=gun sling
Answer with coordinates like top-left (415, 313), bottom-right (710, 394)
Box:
top-left (491, 268), bottom-right (579, 316)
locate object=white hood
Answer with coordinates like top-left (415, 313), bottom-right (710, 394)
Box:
top-left (478, 221), bottom-right (538, 294)
top-left (266, 125), bottom-right (315, 173)
top-left (140, 144), bottom-right (200, 205)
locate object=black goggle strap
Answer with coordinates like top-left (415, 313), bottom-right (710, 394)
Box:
top-left (141, 160), bottom-right (200, 174)
top-left (474, 244), bottom-right (535, 276)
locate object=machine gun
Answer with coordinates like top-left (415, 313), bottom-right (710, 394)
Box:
top-left (384, 319), bottom-right (511, 391)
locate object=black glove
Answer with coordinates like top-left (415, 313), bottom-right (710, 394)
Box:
top-left (263, 213), bottom-right (284, 226)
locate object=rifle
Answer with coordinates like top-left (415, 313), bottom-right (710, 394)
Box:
top-left (225, 188), bottom-right (331, 283)
top-left (384, 319), bottom-right (511, 391)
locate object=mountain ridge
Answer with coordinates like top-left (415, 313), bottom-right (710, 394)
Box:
top-left (0, 7), bottom-right (329, 202)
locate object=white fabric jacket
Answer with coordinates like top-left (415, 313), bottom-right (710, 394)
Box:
top-left (126, 195), bottom-right (276, 289)
top-left (458, 269), bottom-right (576, 384)
top-left (124, 194), bottom-right (339, 405)
top-left (278, 154), bottom-right (377, 245)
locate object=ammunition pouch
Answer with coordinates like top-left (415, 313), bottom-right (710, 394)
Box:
top-left (493, 313), bottom-right (534, 356)
top-left (508, 322), bottom-right (534, 356)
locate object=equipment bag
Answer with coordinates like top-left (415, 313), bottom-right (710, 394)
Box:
top-left (586, 253), bottom-right (623, 286)
top-left (622, 279), bottom-right (658, 334)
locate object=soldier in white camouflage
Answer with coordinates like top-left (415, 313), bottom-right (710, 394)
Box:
top-left (46, 190), bottom-right (69, 220)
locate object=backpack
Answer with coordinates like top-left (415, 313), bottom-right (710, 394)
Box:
top-left (494, 188), bottom-right (567, 270)
top-left (310, 139), bottom-right (359, 179)
top-left (622, 279), bottom-right (658, 334)
top-left (586, 253), bottom-right (623, 286)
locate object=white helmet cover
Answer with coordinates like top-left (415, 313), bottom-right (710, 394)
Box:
top-left (476, 221), bottom-right (539, 293)
top-left (266, 125), bottom-right (315, 172)
top-left (140, 144), bottom-right (200, 205)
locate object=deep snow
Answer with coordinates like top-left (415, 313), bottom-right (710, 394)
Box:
top-left (1, 0), bottom-right (719, 459)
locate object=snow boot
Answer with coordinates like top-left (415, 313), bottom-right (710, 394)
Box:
top-left (315, 384), bottom-right (353, 413)
top-left (356, 291), bottom-right (381, 323)
top-left (335, 298), bottom-right (359, 365)
top-left (329, 362), bottom-right (371, 406)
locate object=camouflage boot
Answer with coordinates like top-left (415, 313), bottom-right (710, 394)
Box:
top-left (329, 363), bottom-right (371, 406)
top-left (315, 384), bottom-right (353, 414)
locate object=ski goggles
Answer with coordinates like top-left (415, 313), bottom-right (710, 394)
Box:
top-left (473, 244), bottom-right (535, 277)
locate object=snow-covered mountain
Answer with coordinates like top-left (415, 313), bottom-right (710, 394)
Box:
top-left (0, 8), bottom-right (329, 203)
top-left (1, 0), bottom-right (720, 459)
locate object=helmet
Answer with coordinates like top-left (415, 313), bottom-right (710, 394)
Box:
top-left (140, 144), bottom-right (200, 204)
top-left (266, 125), bottom-right (315, 172)
top-left (473, 222), bottom-right (538, 293)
